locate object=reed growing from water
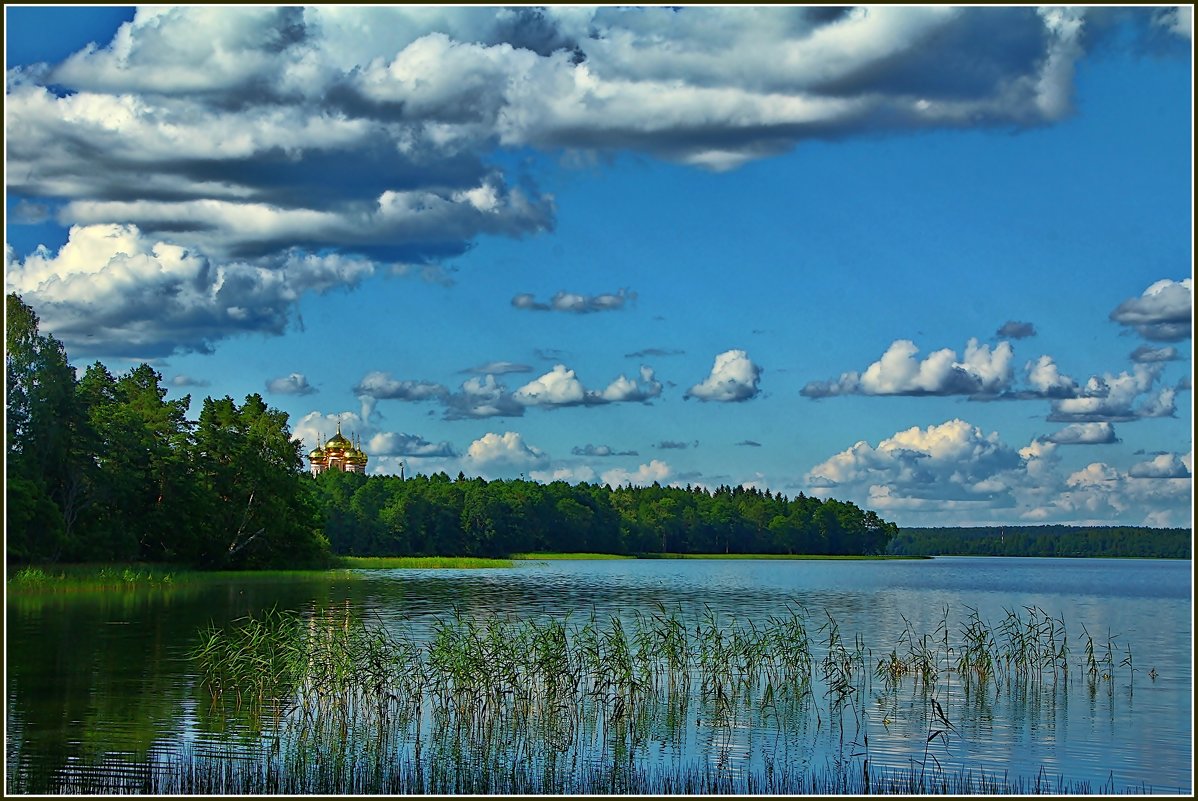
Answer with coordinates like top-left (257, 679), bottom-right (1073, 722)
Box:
top-left (190, 603), bottom-right (1137, 717)
top-left (6, 564), bottom-right (184, 592)
top-left (171, 603), bottom-right (1151, 797)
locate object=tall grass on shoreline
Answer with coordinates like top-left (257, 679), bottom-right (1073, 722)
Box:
top-left (510, 552), bottom-right (635, 560)
top-left (5, 553), bottom-right (912, 596)
top-left (637, 552), bottom-right (928, 560)
top-left (6, 564), bottom-right (186, 593)
top-left (335, 555), bottom-right (515, 569)
top-left (5, 557), bottom-right (517, 594)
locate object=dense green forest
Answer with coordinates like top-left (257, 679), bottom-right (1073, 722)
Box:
top-left (5, 292), bottom-right (895, 566)
top-left (312, 470), bottom-right (896, 558)
top-left (6, 294), bottom-right (327, 568)
top-left (888, 526), bottom-right (1191, 559)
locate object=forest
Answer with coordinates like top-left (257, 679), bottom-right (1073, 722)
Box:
top-left (6, 294), bottom-right (326, 567)
top-left (6, 292), bottom-right (1187, 567)
top-left (5, 292), bottom-right (895, 566)
top-left (888, 526), bottom-right (1191, 559)
top-left (313, 469), bottom-right (896, 558)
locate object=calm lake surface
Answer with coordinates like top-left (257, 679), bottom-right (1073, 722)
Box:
top-left (5, 556), bottom-right (1193, 794)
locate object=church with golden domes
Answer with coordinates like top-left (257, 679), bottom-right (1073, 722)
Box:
top-left (307, 422), bottom-right (368, 475)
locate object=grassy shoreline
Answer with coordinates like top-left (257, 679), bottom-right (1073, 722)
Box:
top-left (6, 564), bottom-right (194, 593)
top-left (5, 556), bottom-right (518, 593)
top-left (635, 552), bottom-right (930, 560)
top-left (511, 552), bottom-right (635, 560)
top-left (0, 551), bottom-right (1060, 594)
top-left (513, 552), bottom-right (928, 560)
top-left (334, 555), bottom-right (515, 569)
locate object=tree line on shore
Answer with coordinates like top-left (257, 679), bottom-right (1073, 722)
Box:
top-left (314, 469), bottom-right (896, 558)
top-left (889, 526), bottom-right (1191, 559)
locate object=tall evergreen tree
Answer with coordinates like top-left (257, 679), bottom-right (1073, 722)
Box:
top-left (6, 294), bottom-right (81, 560)
top-left (190, 394), bottom-right (328, 567)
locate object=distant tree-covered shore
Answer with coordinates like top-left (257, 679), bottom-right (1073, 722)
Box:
top-left (888, 526), bottom-right (1191, 559)
top-left (312, 469), bottom-right (896, 559)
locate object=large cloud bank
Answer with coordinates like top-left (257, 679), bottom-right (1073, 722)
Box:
top-left (6, 5), bottom-right (1157, 356)
top-left (806, 419), bottom-right (1191, 526)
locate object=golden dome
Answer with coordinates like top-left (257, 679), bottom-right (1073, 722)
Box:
top-left (308, 447), bottom-right (325, 458)
top-left (325, 422), bottom-right (351, 450)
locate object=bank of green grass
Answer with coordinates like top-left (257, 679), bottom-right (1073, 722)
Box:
top-left (7, 553), bottom-right (919, 593)
top-left (7, 563), bottom-right (193, 593)
top-left (5, 563), bottom-right (360, 594)
top-left (512, 552), bottom-right (924, 561)
top-left (335, 555), bottom-right (515, 569)
top-left (637, 552), bottom-right (929, 560)
top-left (6, 556), bottom-right (515, 593)
top-left (510, 552), bottom-right (634, 560)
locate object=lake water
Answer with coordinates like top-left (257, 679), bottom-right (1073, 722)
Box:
top-left (5, 557), bottom-right (1192, 794)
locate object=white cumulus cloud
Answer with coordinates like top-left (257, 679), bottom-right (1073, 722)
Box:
top-left (512, 288), bottom-right (635, 313)
top-left (465, 431), bottom-right (549, 476)
top-left (1130, 345), bottom-right (1180, 364)
top-left (4, 223), bottom-right (379, 357)
top-left (802, 339), bottom-right (1013, 397)
top-left (367, 432), bottom-right (457, 459)
top-left (1044, 422), bottom-right (1118, 445)
top-left (601, 459), bottom-right (672, 488)
top-left (598, 366), bottom-right (663, 403)
top-left (1154, 6), bottom-right (1193, 40)
top-left (1025, 355), bottom-right (1080, 398)
top-left (808, 418), bottom-right (1192, 526)
top-left (530, 465), bottom-right (598, 484)
top-left (1128, 452), bottom-right (1192, 479)
top-left (353, 371), bottom-right (449, 401)
top-left (807, 419), bottom-right (1022, 503)
top-left (267, 372), bottom-right (317, 396)
top-left (514, 364), bottom-right (588, 406)
top-left (1109, 278), bottom-right (1193, 342)
top-left (512, 364), bottom-right (662, 407)
top-left (444, 375), bottom-right (526, 420)
top-left (686, 349), bottom-right (762, 402)
top-left (1048, 364), bottom-right (1175, 422)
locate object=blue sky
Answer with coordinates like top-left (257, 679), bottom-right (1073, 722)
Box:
top-left (5, 6), bottom-right (1193, 527)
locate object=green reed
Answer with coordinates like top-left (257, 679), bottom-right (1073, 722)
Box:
top-left (7, 563), bottom-right (183, 593)
top-left (191, 606), bottom-right (306, 711)
top-left (192, 604), bottom-right (1139, 714)
top-left (956, 606), bottom-right (997, 685)
top-left (179, 602), bottom-right (1152, 799)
